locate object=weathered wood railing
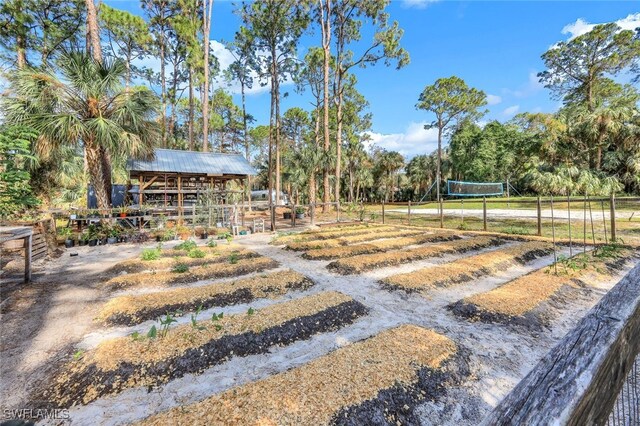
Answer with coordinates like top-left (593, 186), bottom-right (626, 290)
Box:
top-left (485, 261), bottom-right (640, 425)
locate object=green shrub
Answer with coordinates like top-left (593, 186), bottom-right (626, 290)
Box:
top-left (175, 239), bottom-right (197, 251)
top-left (188, 248), bottom-right (206, 258)
top-left (172, 263), bottom-right (189, 273)
top-left (206, 239), bottom-right (218, 248)
top-left (141, 248), bottom-right (161, 261)
top-left (228, 253), bottom-right (239, 264)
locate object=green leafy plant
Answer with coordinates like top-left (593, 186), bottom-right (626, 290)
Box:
top-left (190, 305), bottom-right (205, 330)
top-left (228, 253), bottom-right (239, 264)
top-left (172, 263), bottom-right (189, 273)
top-left (207, 239), bottom-right (218, 248)
top-left (73, 349), bottom-right (84, 360)
top-left (247, 307), bottom-right (255, 316)
top-left (175, 239), bottom-right (197, 251)
top-left (159, 312), bottom-right (178, 338)
top-left (188, 248), bottom-right (206, 259)
top-left (141, 247), bottom-right (161, 261)
top-left (147, 325), bottom-right (157, 339)
top-left (594, 243), bottom-right (625, 259)
top-left (130, 331), bottom-right (141, 341)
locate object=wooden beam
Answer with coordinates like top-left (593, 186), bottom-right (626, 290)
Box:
top-left (486, 262), bottom-right (640, 425)
top-left (140, 175), bottom-right (159, 191)
top-left (24, 233), bottom-right (32, 283)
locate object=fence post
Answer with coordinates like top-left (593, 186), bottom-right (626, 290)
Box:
top-left (483, 196), bottom-right (487, 231)
top-left (537, 196), bottom-right (542, 236)
top-left (610, 192), bottom-right (616, 243)
top-left (408, 200), bottom-right (411, 226)
top-left (336, 201), bottom-right (340, 223)
top-left (382, 200), bottom-right (385, 224)
top-left (439, 197), bottom-right (444, 228)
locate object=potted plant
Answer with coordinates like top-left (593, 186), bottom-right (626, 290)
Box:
top-left (61, 227), bottom-right (75, 248)
top-left (295, 207), bottom-right (305, 219)
top-left (118, 205), bottom-right (129, 218)
top-left (107, 225), bottom-right (120, 244)
top-left (176, 225), bottom-right (192, 240)
top-left (283, 210), bottom-right (292, 219)
top-left (85, 225), bottom-right (99, 246)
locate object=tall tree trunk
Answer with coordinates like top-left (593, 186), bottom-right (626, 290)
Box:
top-left (85, 140), bottom-right (110, 212)
top-left (241, 80), bottom-right (252, 212)
top-left (188, 67), bottom-right (195, 150)
top-left (160, 38), bottom-right (167, 147)
top-left (85, 0), bottom-right (102, 63)
top-left (436, 122), bottom-right (442, 203)
top-left (309, 105), bottom-right (321, 209)
top-left (335, 84), bottom-right (343, 206)
top-left (16, 34), bottom-right (26, 68)
top-left (201, 0), bottom-right (214, 152)
top-left (349, 166), bottom-right (354, 202)
top-left (271, 47), bottom-right (281, 206)
top-left (320, 0), bottom-right (331, 212)
top-left (268, 78), bottom-right (275, 230)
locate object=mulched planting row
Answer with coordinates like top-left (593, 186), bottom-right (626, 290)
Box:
top-left (448, 250), bottom-right (633, 330)
top-left (136, 325), bottom-right (463, 426)
top-left (273, 224), bottom-right (389, 245)
top-left (328, 236), bottom-right (505, 275)
top-left (381, 241), bottom-right (555, 293)
top-left (286, 229), bottom-right (426, 251)
top-left (106, 248), bottom-right (257, 275)
top-left (99, 270), bottom-right (315, 326)
top-left (303, 233), bottom-right (462, 260)
top-left (105, 256), bottom-right (279, 290)
top-left (36, 292), bottom-right (367, 408)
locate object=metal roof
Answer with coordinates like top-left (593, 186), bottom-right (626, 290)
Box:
top-left (127, 149), bottom-right (256, 176)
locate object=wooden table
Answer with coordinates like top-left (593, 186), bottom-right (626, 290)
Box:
top-left (0, 226), bottom-right (33, 283)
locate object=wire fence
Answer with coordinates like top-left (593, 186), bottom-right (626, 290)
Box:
top-left (608, 354), bottom-right (640, 426)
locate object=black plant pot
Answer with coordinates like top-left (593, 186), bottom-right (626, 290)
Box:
top-left (64, 239), bottom-right (75, 248)
top-left (88, 239), bottom-right (98, 247)
top-left (200, 232), bottom-right (208, 239)
top-left (283, 212), bottom-right (292, 219)
top-left (107, 237), bottom-right (118, 244)
top-left (155, 236), bottom-right (162, 242)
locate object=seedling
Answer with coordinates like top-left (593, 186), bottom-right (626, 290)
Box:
top-left (172, 263), bottom-right (189, 273)
top-left (73, 350), bottom-right (84, 361)
top-left (190, 305), bottom-right (205, 330)
top-left (206, 239), bottom-right (218, 248)
top-left (159, 312), bottom-right (178, 338)
top-left (247, 307), bottom-right (255, 316)
top-left (211, 311), bottom-right (224, 322)
top-left (228, 253), bottom-right (239, 264)
top-left (147, 325), bottom-right (157, 339)
top-left (214, 324), bottom-right (223, 331)
top-left (130, 331), bottom-right (141, 341)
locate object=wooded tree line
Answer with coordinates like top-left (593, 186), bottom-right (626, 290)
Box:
top-left (0, 1), bottom-right (639, 218)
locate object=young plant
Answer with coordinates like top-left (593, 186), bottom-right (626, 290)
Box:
top-left (211, 311), bottom-right (224, 322)
top-left (247, 307), bottom-right (255, 316)
top-left (190, 305), bottom-right (205, 330)
top-left (188, 248), bottom-right (206, 259)
top-left (228, 253), bottom-right (239, 264)
top-left (130, 331), bottom-right (141, 341)
top-left (159, 312), bottom-right (178, 338)
top-left (147, 325), bottom-right (157, 339)
top-left (206, 239), bottom-right (218, 248)
top-left (172, 263), bottom-right (189, 273)
top-left (141, 248), bottom-right (161, 261)
top-left (175, 239), bottom-right (197, 251)
top-left (73, 350), bottom-right (84, 361)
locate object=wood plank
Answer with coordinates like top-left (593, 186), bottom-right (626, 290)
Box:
top-left (485, 262), bottom-right (640, 425)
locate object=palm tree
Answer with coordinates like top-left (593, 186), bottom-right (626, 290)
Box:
top-left (374, 150), bottom-right (405, 202)
top-left (2, 50), bottom-right (160, 211)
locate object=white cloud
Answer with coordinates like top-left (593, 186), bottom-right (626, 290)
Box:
top-left (502, 105), bottom-right (520, 117)
top-left (400, 0), bottom-right (439, 9)
top-left (562, 13), bottom-right (640, 40)
top-left (364, 121), bottom-right (439, 159)
top-left (502, 72), bottom-right (543, 98)
top-left (486, 94), bottom-right (502, 105)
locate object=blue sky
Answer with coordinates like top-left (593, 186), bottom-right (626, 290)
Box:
top-left (110, 0), bottom-right (640, 158)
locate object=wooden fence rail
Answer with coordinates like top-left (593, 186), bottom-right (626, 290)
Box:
top-left (485, 262), bottom-right (640, 425)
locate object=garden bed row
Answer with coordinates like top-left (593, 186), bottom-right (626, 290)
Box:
top-left (381, 241), bottom-right (555, 293)
top-left (36, 291), bottom-right (367, 408)
top-left (105, 256), bottom-right (279, 290)
top-left (327, 236), bottom-right (505, 275)
top-left (106, 247), bottom-right (257, 275)
top-left (99, 270), bottom-right (315, 326)
top-left (448, 248), bottom-right (634, 330)
top-left (286, 228), bottom-right (426, 251)
top-left (273, 224), bottom-right (385, 245)
top-left (137, 325), bottom-right (466, 426)
top-left (303, 233), bottom-right (461, 260)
